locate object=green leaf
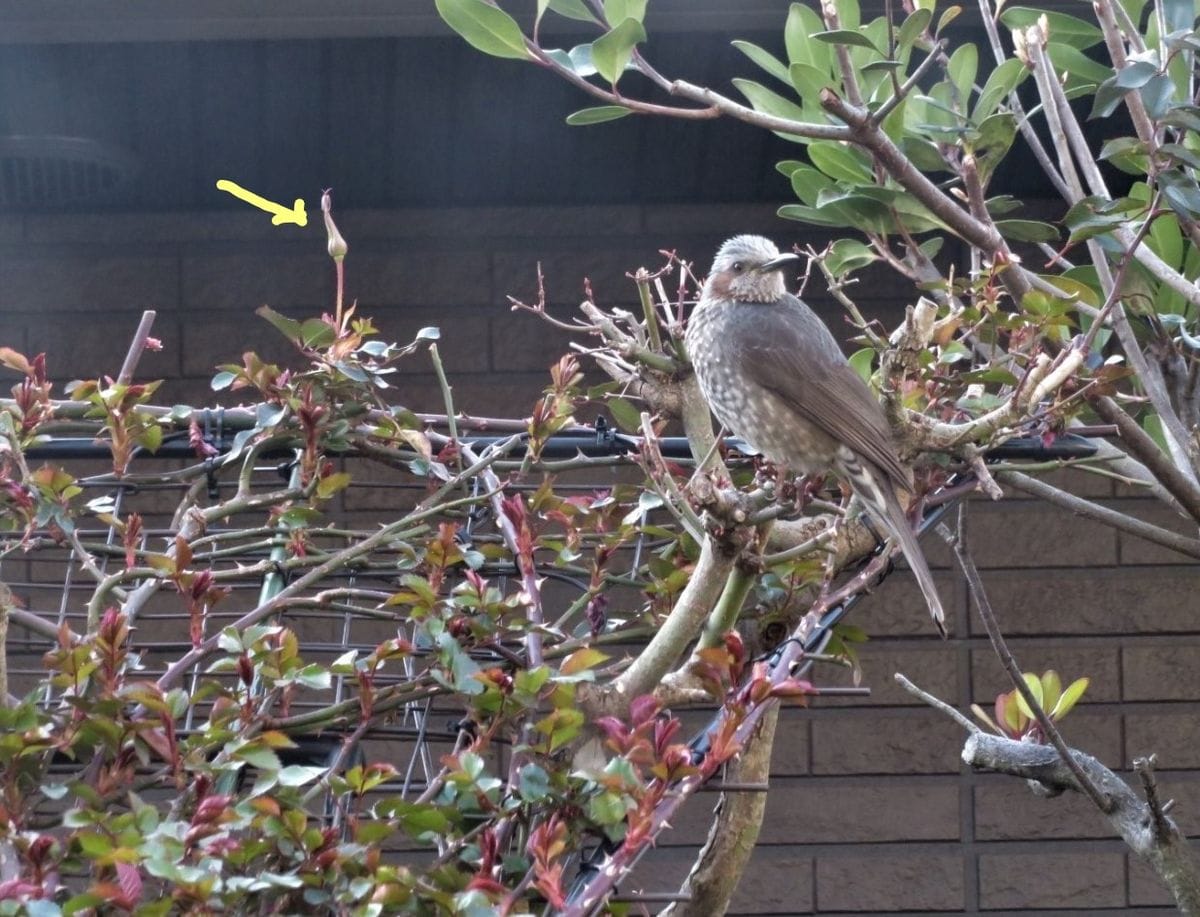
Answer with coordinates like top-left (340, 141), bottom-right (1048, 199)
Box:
top-left (565, 105), bottom-right (633, 125)
top-left (518, 763), bottom-right (551, 802)
top-left (603, 0), bottom-right (647, 24)
top-left (947, 43), bottom-right (977, 111)
top-left (812, 29), bottom-right (880, 52)
top-left (733, 78), bottom-right (808, 127)
top-left (995, 219), bottom-right (1059, 242)
top-left (826, 239), bottom-right (878, 275)
top-left (897, 8), bottom-right (932, 56)
top-left (256, 304), bottom-right (302, 342)
top-left (546, 0), bottom-right (597, 22)
top-left (607, 397), bottom-right (642, 433)
top-left (936, 5), bottom-right (962, 35)
top-left (300, 318), bottom-right (336, 348)
top-left (1047, 42), bottom-right (1112, 87)
top-left (1051, 676), bottom-right (1089, 719)
top-left (435, 0), bottom-right (532, 60)
top-left (1000, 7), bottom-right (1103, 49)
top-left (974, 58), bottom-right (1028, 121)
top-left (1099, 136), bottom-right (1149, 175)
top-left (1040, 670), bottom-right (1063, 713)
top-left (591, 17), bottom-right (646, 85)
top-left (277, 765), bottom-right (326, 787)
top-left (1014, 672), bottom-right (1044, 720)
top-left (560, 647), bottom-right (609, 676)
top-left (807, 140), bottom-right (873, 182)
top-left (732, 40), bottom-right (792, 85)
top-left (785, 2), bottom-right (831, 74)
top-left (848, 347), bottom-right (876, 382)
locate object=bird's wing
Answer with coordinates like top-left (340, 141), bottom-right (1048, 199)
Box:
top-left (727, 294), bottom-right (913, 490)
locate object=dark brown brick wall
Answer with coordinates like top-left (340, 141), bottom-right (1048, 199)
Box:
top-left (1, 203), bottom-right (1195, 913)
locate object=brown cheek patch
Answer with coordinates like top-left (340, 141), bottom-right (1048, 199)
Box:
top-left (709, 272), bottom-right (733, 299)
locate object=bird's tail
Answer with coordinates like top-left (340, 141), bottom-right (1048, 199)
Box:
top-left (838, 454), bottom-right (947, 637)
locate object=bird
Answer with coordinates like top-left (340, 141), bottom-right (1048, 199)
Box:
top-left (685, 234), bottom-right (945, 636)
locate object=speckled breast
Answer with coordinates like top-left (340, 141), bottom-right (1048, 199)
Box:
top-left (685, 301), bottom-right (838, 474)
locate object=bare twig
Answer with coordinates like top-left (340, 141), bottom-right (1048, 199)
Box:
top-left (944, 505), bottom-right (1114, 813)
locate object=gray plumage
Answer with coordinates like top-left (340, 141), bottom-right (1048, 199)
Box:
top-left (686, 234), bottom-right (945, 635)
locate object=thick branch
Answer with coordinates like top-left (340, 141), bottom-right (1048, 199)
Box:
top-left (964, 732), bottom-right (1200, 915)
top-left (999, 470), bottom-right (1200, 560)
top-left (662, 705), bottom-right (779, 917)
top-left (1092, 395), bottom-right (1200, 523)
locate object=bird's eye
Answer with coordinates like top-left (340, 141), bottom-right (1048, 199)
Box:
top-left (732, 261), bottom-right (744, 272)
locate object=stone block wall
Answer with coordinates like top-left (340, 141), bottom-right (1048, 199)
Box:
top-left (1, 202), bottom-right (1197, 913)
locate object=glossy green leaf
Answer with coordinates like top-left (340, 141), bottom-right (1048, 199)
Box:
top-left (999, 7), bottom-right (1103, 49)
top-left (848, 347), bottom-right (876, 382)
top-left (592, 17), bottom-right (647, 85)
top-left (974, 58), bottom-right (1028, 121)
top-left (732, 78), bottom-right (809, 135)
top-left (827, 239), bottom-right (878, 276)
top-left (732, 40), bottom-right (792, 85)
top-left (807, 140), bottom-right (873, 182)
top-left (896, 8), bottom-right (933, 56)
top-left (785, 2), bottom-right (831, 74)
top-left (947, 43), bottom-right (977, 112)
top-left (565, 105), bottom-right (633, 125)
top-left (1040, 670), bottom-right (1063, 714)
top-left (936, 5), bottom-right (962, 35)
top-left (789, 62), bottom-right (835, 106)
top-left (995, 220), bottom-right (1058, 242)
top-left (1051, 676), bottom-right (1089, 719)
top-left (812, 29), bottom-right (880, 52)
top-left (545, 0), bottom-right (597, 22)
top-left (1047, 42), bottom-right (1112, 87)
top-left (1099, 136), bottom-right (1149, 174)
top-left (434, 0), bottom-right (532, 61)
top-left (1014, 672), bottom-right (1044, 720)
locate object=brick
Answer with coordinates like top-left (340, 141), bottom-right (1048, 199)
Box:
top-left (31, 311), bottom-right (180, 382)
top-left (1129, 853), bottom-right (1176, 906)
top-left (759, 777), bottom-right (959, 843)
top-left (920, 497), bottom-right (1118, 570)
top-left (0, 254), bottom-right (179, 312)
top-left (352, 251), bottom-right (491, 307)
top-left (492, 249), bottom-right (652, 308)
top-left (1038, 464), bottom-right (1115, 499)
top-left (180, 310), bottom-right (301, 377)
top-left (733, 846), bottom-right (814, 913)
top-left (182, 253), bottom-right (329, 311)
top-left (0, 215), bottom-right (22, 243)
top-left (810, 711), bottom-right (963, 774)
top-left (972, 645), bottom-right (1121, 704)
top-left (815, 853), bottom-right (963, 912)
top-left (643, 203), bottom-right (783, 236)
top-left (344, 205), bottom-right (642, 240)
top-left (771, 708), bottom-right (810, 776)
top-left (1126, 712), bottom-right (1200, 769)
top-left (24, 210), bottom-right (309, 245)
top-left (1110, 497), bottom-right (1200, 565)
top-left (367, 306), bottom-right (491, 374)
top-left (1052, 711), bottom-right (1124, 769)
top-left (819, 643), bottom-right (958, 707)
top-left (978, 851), bottom-right (1125, 909)
top-left (975, 779), bottom-right (1118, 840)
top-left (851, 570), bottom-right (960, 638)
top-left (1124, 643), bottom-right (1200, 701)
top-left (491, 309), bottom-right (576, 373)
top-left (968, 566), bottom-right (1200, 635)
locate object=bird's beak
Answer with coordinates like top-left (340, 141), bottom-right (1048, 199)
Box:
top-left (758, 253), bottom-right (801, 273)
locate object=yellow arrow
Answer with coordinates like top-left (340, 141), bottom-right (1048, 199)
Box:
top-left (215, 179), bottom-right (308, 227)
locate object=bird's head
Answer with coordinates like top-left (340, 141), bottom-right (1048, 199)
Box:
top-left (704, 234), bottom-right (800, 303)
